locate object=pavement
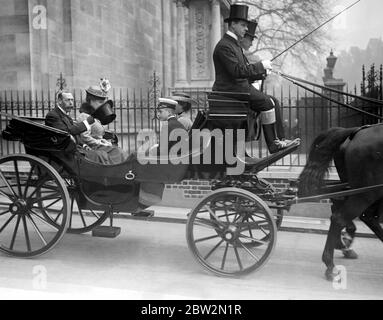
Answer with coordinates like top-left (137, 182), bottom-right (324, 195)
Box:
top-left (0, 214), bottom-right (382, 300)
top-left (0, 204), bottom-right (381, 300)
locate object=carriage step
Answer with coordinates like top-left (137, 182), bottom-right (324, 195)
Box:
top-left (92, 226), bottom-right (121, 238)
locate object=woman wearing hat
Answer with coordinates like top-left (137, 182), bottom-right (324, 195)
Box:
top-left (77, 80), bottom-right (129, 165)
top-left (212, 4), bottom-right (299, 154)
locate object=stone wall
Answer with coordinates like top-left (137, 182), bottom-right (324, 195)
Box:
top-left (70, 0), bottom-right (169, 90)
top-left (0, 0), bottom-right (175, 91)
top-left (0, 0), bottom-right (31, 90)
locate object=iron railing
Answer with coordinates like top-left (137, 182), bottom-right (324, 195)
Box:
top-left (0, 85), bottom-right (381, 169)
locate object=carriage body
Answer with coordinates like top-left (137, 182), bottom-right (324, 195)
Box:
top-left (0, 95), bottom-right (300, 276)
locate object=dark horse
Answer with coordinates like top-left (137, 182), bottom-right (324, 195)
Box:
top-left (298, 125), bottom-right (383, 280)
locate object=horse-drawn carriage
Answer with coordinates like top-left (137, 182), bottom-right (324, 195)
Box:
top-left (0, 92), bottom-right (303, 277)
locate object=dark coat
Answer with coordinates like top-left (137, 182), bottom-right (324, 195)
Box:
top-left (45, 106), bottom-right (87, 136)
top-left (160, 117), bottom-right (186, 152)
top-left (212, 33), bottom-right (266, 94)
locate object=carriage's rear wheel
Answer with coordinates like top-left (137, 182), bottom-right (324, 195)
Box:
top-left (64, 179), bottom-right (109, 234)
top-left (186, 188), bottom-right (277, 277)
top-left (0, 155), bottom-right (69, 258)
top-left (34, 159), bottom-right (109, 235)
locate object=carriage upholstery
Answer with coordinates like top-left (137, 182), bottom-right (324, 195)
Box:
top-left (2, 116), bottom-right (76, 152)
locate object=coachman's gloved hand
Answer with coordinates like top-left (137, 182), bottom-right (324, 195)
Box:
top-left (261, 60), bottom-right (273, 75)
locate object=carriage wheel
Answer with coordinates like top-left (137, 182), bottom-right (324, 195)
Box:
top-left (186, 188), bottom-right (277, 277)
top-left (0, 155), bottom-right (69, 258)
top-left (65, 179), bottom-right (109, 234)
top-left (34, 160), bottom-right (109, 234)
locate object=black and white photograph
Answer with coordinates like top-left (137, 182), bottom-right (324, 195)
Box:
top-left (0, 0), bottom-right (382, 303)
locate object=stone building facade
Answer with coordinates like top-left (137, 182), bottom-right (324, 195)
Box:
top-left (0, 0), bottom-right (230, 92)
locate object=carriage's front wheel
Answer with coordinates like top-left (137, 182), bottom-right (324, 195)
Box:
top-left (0, 155), bottom-right (69, 258)
top-left (186, 188), bottom-right (277, 277)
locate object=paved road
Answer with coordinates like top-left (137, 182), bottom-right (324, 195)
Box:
top-left (0, 218), bottom-right (382, 300)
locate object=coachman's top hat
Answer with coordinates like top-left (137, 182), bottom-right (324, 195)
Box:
top-left (224, 4), bottom-right (250, 23)
top-left (245, 20), bottom-right (258, 39)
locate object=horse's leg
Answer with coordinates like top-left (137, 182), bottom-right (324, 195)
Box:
top-left (323, 213), bottom-right (345, 281)
top-left (342, 221), bottom-right (358, 259)
top-left (331, 198), bottom-right (357, 257)
top-left (360, 200), bottom-right (383, 242)
top-left (323, 196), bottom-right (370, 281)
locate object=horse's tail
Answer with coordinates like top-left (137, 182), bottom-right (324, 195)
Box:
top-left (298, 127), bottom-right (357, 197)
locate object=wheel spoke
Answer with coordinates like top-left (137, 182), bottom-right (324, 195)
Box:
top-left (89, 209), bottom-right (101, 219)
top-left (69, 197), bottom-right (74, 228)
top-left (220, 243), bottom-right (229, 270)
top-left (203, 239), bottom-right (224, 261)
top-left (0, 209), bottom-right (10, 217)
top-left (194, 234), bottom-right (221, 244)
top-left (0, 169), bottom-right (17, 199)
top-left (29, 210), bottom-right (59, 231)
top-left (23, 164), bottom-right (36, 198)
top-left (41, 198), bottom-right (62, 210)
top-left (28, 176), bottom-right (50, 199)
top-left (22, 215), bottom-right (32, 252)
top-left (53, 209), bottom-right (64, 223)
top-left (238, 241), bottom-right (260, 262)
top-left (194, 217), bottom-right (221, 231)
top-left (13, 160), bottom-right (23, 197)
top-left (26, 213), bottom-right (48, 246)
top-left (78, 208), bottom-right (87, 228)
top-left (239, 234), bottom-right (268, 246)
top-left (233, 246), bottom-right (243, 271)
top-left (10, 215), bottom-right (21, 250)
top-left (30, 193), bottom-right (61, 204)
top-left (0, 214), bottom-right (16, 233)
top-left (204, 206), bottom-right (225, 227)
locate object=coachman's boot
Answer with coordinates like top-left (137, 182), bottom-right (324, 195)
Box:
top-left (262, 123), bottom-right (298, 154)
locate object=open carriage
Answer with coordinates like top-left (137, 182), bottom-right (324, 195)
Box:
top-left (0, 93), bottom-right (300, 277)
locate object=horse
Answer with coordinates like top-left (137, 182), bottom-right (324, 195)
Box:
top-left (298, 125), bottom-right (383, 280)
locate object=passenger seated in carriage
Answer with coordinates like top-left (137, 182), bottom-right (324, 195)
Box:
top-left (76, 80), bottom-right (130, 164)
top-left (46, 82), bottom-right (129, 165)
top-left (171, 93), bottom-right (194, 132)
top-left (212, 4), bottom-right (300, 154)
top-left (146, 97), bottom-right (187, 158)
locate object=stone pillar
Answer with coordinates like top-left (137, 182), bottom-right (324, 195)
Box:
top-left (175, 0), bottom-right (188, 86)
top-left (211, 0), bottom-right (221, 54)
top-left (210, 0), bottom-right (221, 80)
top-left (162, 0), bottom-right (172, 92)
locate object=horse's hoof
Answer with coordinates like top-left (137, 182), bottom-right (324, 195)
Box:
top-left (325, 267), bottom-right (340, 281)
top-left (342, 249), bottom-right (358, 259)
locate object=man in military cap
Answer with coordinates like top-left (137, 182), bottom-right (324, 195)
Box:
top-left (212, 4), bottom-right (299, 154)
top-left (156, 98), bottom-right (186, 153)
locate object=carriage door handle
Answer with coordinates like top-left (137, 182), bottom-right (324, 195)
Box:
top-left (125, 171), bottom-right (136, 181)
